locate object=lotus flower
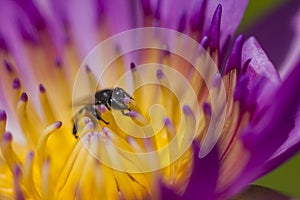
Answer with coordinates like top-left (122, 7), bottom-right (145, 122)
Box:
top-left (0, 0), bottom-right (299, 199)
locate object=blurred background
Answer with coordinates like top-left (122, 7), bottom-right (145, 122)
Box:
top-left (238, 0), bottom-right (300, 197)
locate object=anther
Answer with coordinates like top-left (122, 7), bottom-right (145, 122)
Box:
top-left (20, 92), bottom-right (28, 102)
top-left (130, 62), bottom-right (136, 70)
top-left (39, 84), bottom-right (46, 93)
top-left (0, 110), bottom-right (7, 121)
top-left (13, 78), bottom-right (21, 89)
top-left (4, 60), bottom-right (13, 74)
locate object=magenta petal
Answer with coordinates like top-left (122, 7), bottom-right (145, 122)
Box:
top-left (0, 0), bottom-right (37, 92)
top-left (243, 59), bottom-right (300, 166)
top-left (189, 0), bottom-right (207, 33)
top-left (244, 0), bottom-right (300, 79)
top-left (159, 0), bottom-right (190, 30)
top-left (140, 0), bottom-right (152, 16)
top-left (176, 10), bottom-right (187, 33)
top-left (14, 0), bottom-right (45, 29)
top-left (61, 0), bottom-right (99, 59)
top-left (182, 144), bottom-right (219, 200)
top-left (259, 129), bottom-right (300, 179)
top-left (37, 1), bottom-right (66, 56)
top-left (102, 0), bottom-right (140, 35)
top-left (241, 37), bottom-right (281, 107)
top-left (225, 35), bottom-right (244, 74)
top-left (242, 37), bottom-right (280, 85)
top-left (259, 97), bottom-right (300, 177)
top-left (234, 75), bottom-right (262, 113)
top-left (15, 0), bottom-right (65, 55)
top-left (221, 59), bottom-right (300, 198)
top-left (0, 0), bottom-right (37, 44)
top-left (207, 4), bottom-right (222, 53)
top-left (230, 61), bottom-right (300, 197)
top-left (159, 182), bottom-right (181, 200)
top-left (204, 0), bottom-right (248, 48)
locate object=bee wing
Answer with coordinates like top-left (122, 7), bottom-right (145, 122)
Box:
top-left (72, 94), bottom-right (95, 108)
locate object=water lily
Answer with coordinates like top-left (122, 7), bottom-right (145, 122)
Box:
top-left (0, 0), bottom-right (299, 200)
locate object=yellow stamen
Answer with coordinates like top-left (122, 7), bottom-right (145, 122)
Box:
top-left (23, 151), bottom-right (41, 199)
top-left (36, 121), bottom-right (62, 168)
top-left (39, 85), bottom-right (56, 124)
top-left (178, 106), bottom-right (196, 151)
top-left (77, 121), bottom-right (94, 138)
top-left (41, 158), bottom-right (52, 200)
top-left (56, 141), bottom-right (89, 199)
top-left (223, 70), bottom-right (237, 115)
top-left (129, 110), bottom-right (149, 126)
top-left (17, 93), bottom-right (42, 148)
top-left (55, 141), bottom-right (83, 196)
top-left (0, 132), bottom-right (22, 173)
top-left (163, 118), bottom-right (178, 183)
top-left (0, 110), bottom-right (6, 142)
top-left (13, 165), bottom-right (25, 200)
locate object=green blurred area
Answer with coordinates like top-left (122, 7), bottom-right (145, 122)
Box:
top-left (239, 0), bottom-right (290, 30)
top-left (255, 153), bottom-right (300, 197)
top-left (239, 0), bottom-right (300, 197)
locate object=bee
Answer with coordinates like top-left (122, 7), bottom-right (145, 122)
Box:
top-left (72, 87), bottom-right (134, 139)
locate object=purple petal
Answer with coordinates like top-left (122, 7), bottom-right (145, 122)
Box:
top-left (204, 0), bottom-right (248, 48)
top-left (233, 75), bottom-right (250, 110)
top-left (157, 0), bottom-right (190, 30)
top-left (241, 37), bottom-right (281, 108)
top-left (176, 10), bottom-right (187, 33)
top-left (200, 35), bottom-right (209, 49)
top-left (159, 181), bottom-right (181, 200)
top-left (225, 35), bottom-right (244, 74)
top-left (242, 37), bottom-right (280, 86)
top-left (244, 0), bottom-right (300, 79)
top-left (102, 0), bottom-right (141, 35)
top-left (244, 59), bottom-right (300, 169)
top-left (259, 96), bottom-right (300, 176)
top-left (14, 1), bottom-right (65, 55)
top-left (207, 4), bottom-right (222, 53)
top-left (35, 1), bottom-right (66, 56)
top-left (57, 0), bottom-right (99, 59)
top-left (189, 0), bottom-right (207, 33)
top-left (140, 0), bottom-right (152, 16)
top-left (0, 0), bottom-right (37, 92)
top-left (222, 59), bottom-right (300, 198)
top-left (182, 143), bottom-right (219, 200)
top-left (14, 0), bottom-right (46, 29)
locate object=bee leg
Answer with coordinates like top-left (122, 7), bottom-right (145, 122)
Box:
top-left (100, 118), bottom-right (110, 125)
top-left (94, 108), bottom-right (110, 125)
top-left (128, 95), bottom-right (134, 100)
top-left (105, 103), bottom-right (111, 111)
top-left (72, 123), bottom-right (79, 139)
top-left (121, 109), bottom-right (130, 116)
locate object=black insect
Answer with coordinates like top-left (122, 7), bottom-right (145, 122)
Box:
top-left (72, 87), bottom-right (134, 139)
